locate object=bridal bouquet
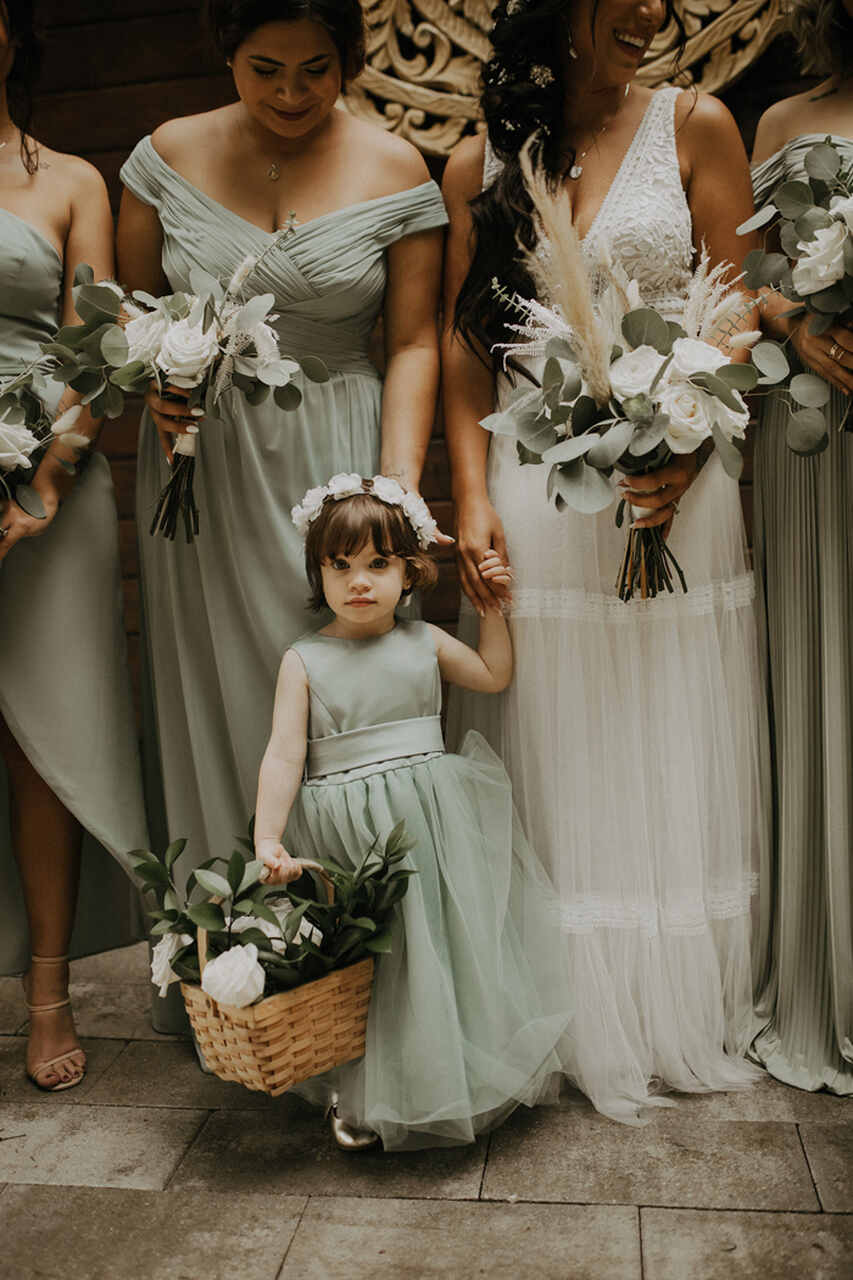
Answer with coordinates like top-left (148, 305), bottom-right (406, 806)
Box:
top-left (43, 261), bottom-right (328, 541)
top-left (0, 365), bottom-right (87, 518)
top-left (483, 146), bottom-right (756, 601)
top-left (133, 821), bottom-right (415, 1007)
top-left (739, 135), bottom-right (851, 451)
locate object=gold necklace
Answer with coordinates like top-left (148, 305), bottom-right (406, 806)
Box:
top-left (267, 161), bottom-right (280, 181)
top-left (568, 84), bottom-right (630, 181)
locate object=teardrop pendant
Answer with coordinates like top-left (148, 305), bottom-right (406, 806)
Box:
top-left (569, 164), bottom-right (583, 180)
top-left (267, 161), bottom-right (280, 182)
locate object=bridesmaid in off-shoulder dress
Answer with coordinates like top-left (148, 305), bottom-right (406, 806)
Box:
top-left (117, 0), bottom-right (447, 1030)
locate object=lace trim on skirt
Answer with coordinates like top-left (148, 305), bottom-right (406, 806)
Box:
top-left (460, 573), bottom-right (755, 623)
top-left (554, 874), bottom-right (758, 937)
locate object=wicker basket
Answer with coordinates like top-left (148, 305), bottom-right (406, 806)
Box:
top-left (181, 867), bottom-right (375, 1097)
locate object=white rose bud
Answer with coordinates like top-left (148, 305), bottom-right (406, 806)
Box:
top-left (668, 336), bottom-right (728, 381)
top-left (150, 932), bottom-right (193, 998)
top-left (792, 222), bottom-right (847, 297)
top-left (201, 942), bottom-right (266, 1007)
top-left (0, 419), bottom-right (40, 472)
top-left (156, 315), bottom-right (220, 388)
top-left (608, 344), bottom-right (665, 402)
top-left (124, 310), bottom-right (169, 368)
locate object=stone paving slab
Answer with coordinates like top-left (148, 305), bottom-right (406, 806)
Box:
top-left (0, 1185), bottom-right (306, 1280)
top-left (0, 977), bottom-right (27, 1035)
top-left (66, 981), bottom-right (181, 1041)
top-left (281, 1197), bottom-right (642, 1279)
top-left (799, 1123), bottom-right (853, 1212)
top-left (661, 1079), bottom-right (853, 1125)
top-left (641, 1207), bottom-right (853, 1280)
top-left (70, 942), bottom-right (149, 984)
top-left (0, 1103), bottom-right (206, 1189)
top-left (85, 1040), bottom-right (286, 1110)
top-left (171, 1106), bottom-right (487, 1200)
top-left (482, 1110), bottom-right (819, 1210)
top-left (0, 1037), bottom-right (126, 1103)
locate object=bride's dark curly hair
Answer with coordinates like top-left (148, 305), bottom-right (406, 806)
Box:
top-left (454, 0), bottom-right (686, 362)
top-left (2, 0), bottom-right (43, 174)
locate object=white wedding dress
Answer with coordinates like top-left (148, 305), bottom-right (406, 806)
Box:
top-left (447, 87), bottom-right (769, 1122)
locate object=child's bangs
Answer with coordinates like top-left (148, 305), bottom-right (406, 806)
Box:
top-left (317, 494), bottom-right (409, 561)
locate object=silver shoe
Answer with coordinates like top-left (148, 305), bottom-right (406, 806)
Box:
top-left (326, 1094), bottom-right (380, 1151)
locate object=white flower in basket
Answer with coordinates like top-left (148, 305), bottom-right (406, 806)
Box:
top-left (151, 931), bottom-right (193, 998)
top-left (201, 942), bottom-right (266, 1008)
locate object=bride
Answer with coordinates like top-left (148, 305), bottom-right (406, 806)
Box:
top-left (441, 0), bottom-right (769, 1121)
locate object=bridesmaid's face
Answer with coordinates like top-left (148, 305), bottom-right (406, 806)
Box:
top-left (569, 0), bottom-right (666, 85)
top-left (231, 19), bottom-right (342, 139)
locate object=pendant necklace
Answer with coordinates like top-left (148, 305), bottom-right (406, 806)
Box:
top-left (267, 161), bottom-right (280, 181)
top-left (568, 84), bottom-right (630, 181)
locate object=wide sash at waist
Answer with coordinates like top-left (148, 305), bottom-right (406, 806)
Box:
top-left (306, 715), bottom-right (445, 779)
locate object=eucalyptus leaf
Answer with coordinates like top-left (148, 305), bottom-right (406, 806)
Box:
top-left (774, 180), bottom-right (816, 221)
top-left (756, 252), bottom-right (790, 288)
top-left (751, 340), bottom-right (790, 384)
top-left (109, 360), bottom-right (149, 390)
top-left (804, 141), bottom-right (841, 183)
top-left (246, 382), bottom-right (270, 406)
top-left (809, 283), bottom-right (848, 314)
top-left (189, 266), bottom-right (224, 304)
top-left (100, 324), bottom-right (129, 367)
top-left (687, 372), bottom-right (747, 414)
top-left (542, 356), bottom-right (563, 393)
top-left (790, 373), bottom-right (831, 408)
top-left (299, 356), bottom-right (330, 383)
top-left (710, 422), bottom-right (744, 479)
top-left (73, 283), bottom-right (122, 326)
top-left (743, 249), bottom-right (770, 290)
top-left (780, 220), bottom-right (804, 260)
top-left (274, 381), bottom-right (302, 411)
top-left (544, 336), bottom-right (576, 362)
top-left (73, 262), bottom-right (95, 287)
top-left (622, 308), bottom-right (671, 355)
top-left (628, 414), bottom-right (670, 456)
top-left (795, 207), bottom-right (834, 241)
top-left (516, 441), bottom-right (541, 465)
top-left (542, 433), bottom-right (601, 465)
top-left (736, 204), bottom-right (778, 235)
top-left (716, 363), bottom-right (759, 393)
top-left (551, 458), bottom-right (614, 514)
top-left (786, 407), bottom-right (829, 455)
top-left (103, 382), bottom-right (125, 419)
top-left (585, 419), bottom-right (635, 468)
top-left (257, 361), bottom-right (298, 387)
top-left (808, 311), bottom-right (837, 336)
top-left (149, 919), bottom-right (174, 936)
top-left (570, 394), bottom-right (599, 435)
top-left (13, 485), bottom-right (46, 519)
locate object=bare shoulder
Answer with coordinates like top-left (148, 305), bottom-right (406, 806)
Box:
top-left (675, 90), bottom-right (740, 144)
top-left (280, 646), bottom-right (309, 683)
top-left (442, 133), bottom-right (487, 209)
top-left (752, 91), bottom-right (810, 164)
top-left (150, 109), bottom-right (230, 166)
top-left (338, 113), bottom-right (431, 196)
top-left (31, 146), bottom-right (108, 204)
top-left (424, 621), bottom-right (447, 653)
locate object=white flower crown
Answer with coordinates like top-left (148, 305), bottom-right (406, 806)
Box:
top-left (291, 473), bottom-right (439, 550)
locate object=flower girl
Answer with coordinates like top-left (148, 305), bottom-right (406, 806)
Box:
top-left (254, 473), bottom-right (572, 1151)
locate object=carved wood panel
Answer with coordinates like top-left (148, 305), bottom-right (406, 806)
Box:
top-left (344, 0), bottom-right (784, 154)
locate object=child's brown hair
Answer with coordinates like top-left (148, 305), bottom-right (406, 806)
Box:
top-left (304, 488), bottom-right (438, 612)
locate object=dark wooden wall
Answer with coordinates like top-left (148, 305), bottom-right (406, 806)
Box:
top-left (29, 3), bottom-right (804, 688)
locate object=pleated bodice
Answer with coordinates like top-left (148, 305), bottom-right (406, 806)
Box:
top-left (0, 209), bottom-right (63, 401)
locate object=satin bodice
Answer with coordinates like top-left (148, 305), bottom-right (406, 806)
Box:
top-left (752, 132), bottom-right (853, 202)
top-left (0, 209), bottom-right (63, 381)
top-left (120, 137), bottom-right (447, 378)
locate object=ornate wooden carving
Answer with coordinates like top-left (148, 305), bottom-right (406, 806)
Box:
top-left (343, 0), bottom-right (783, 154)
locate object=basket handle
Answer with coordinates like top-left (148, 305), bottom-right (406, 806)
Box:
top-left (195, 859), bottom-right (334, 976)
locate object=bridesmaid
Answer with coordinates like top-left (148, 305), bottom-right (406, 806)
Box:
top-left (116, 0), bottom-right (446, 1028)
top-left (749, 0), bottom-right (853, 1094)
top-left (0, 1), bottom-right (148, 1088)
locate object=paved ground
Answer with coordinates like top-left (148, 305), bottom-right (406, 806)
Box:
top-left (0, 943), bottom-right (851, 1280)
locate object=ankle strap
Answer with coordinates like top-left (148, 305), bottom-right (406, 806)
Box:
top-left (30, 954), bottom-right (70, 964)
top-left (27, 997), bottom-right (72, 1014)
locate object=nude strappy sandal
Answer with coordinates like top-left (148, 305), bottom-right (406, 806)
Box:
top-left (24, 955), bottom-right (87, 1092)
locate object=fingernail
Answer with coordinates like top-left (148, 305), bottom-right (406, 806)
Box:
top-left (190, 408), bottom-right (204, 416)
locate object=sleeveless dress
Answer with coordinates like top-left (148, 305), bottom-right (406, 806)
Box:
top-left (119, 139), bottom-right (446, 1028)
top-left (0, 209), bottom-right (148, 974)
top-left (283, 620), bottom-right (572, 1151)
top-left (748, 136), bottom-right (853, 1096)
top-left (447, 88), bottom-right (769, 1122)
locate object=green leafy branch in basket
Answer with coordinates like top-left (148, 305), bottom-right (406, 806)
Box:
top-left (131, 820), bottom-right (416, 997)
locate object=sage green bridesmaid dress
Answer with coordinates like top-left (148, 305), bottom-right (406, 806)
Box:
top-left (0, 209), bottom-right (148, 975)
top-left (750, 137), bottom-right (853, 1094)
top-left (284, 621), bottom-right (572, 1151)
top-left (120, 138), bottom-right (447, 1030)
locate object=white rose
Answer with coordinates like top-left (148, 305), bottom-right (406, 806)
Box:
top-left (400, 489), bottom-right (439, 548)
top-left (230, 913), bottom-right (286, 954)
top-left (668, 337), bottom-right (728, 381)
top-left (271, 901), bottom-right (323, 948)
top-left (150, 931), bottom-right (193, 998)
top-left (791, 222), bottom-right (847, 297)
top-left (609, 345), bottom-right (665, 402)
top-left (0, 418), bottom-right (40, 472)
top-left (124, 309), bottom-right (169, 368)
top-left (370, 474), bottom-right (406, 506)
top-left (156, 315), bottom-right (220, 387)
top-left (327, 472), bottom-right (364, 500)
top-left (291, 484), bottom-right (328, 537)
top-left (830, 193), bottom-right (853, 234)
top-left (201, 942), bottom-right (266, 1008)
top-left (658, 382), bottom-right (716, 453)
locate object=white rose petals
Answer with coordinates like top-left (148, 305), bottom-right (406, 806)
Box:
top-left (150, 932), bottom-right (193, 998)
top-left (201, 943), bottom-right (266, 1008)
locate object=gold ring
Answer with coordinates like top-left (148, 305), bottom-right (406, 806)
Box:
top-left (830, 343), bottom-right (842, 362)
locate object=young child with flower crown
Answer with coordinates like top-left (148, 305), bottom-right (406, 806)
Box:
top-left (254, 473), bottom-right (572, 1152)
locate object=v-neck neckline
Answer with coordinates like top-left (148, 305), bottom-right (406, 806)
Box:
top-left (0, 205), bottom-right (63, 266)
top-left (143, 137), bottom-right (435, 242)
top-left (578, 89), bottom-right (667, 245)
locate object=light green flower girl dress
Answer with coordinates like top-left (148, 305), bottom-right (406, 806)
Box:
top-left (283, 620), bottom-right (573, 1151)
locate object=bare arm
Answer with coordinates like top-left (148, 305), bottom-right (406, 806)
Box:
top-left (441, 135), bottom-right (509, 615)
top-left (254, 649), bottom-right (310, 884)
top-left (0, 161), bottom-right (115, 564)
top-left (428, 604), bottom-right (512, 695)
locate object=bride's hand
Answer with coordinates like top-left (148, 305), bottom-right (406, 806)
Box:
top-left (619, 453), bottom-right (700, 535)
top-left (144, 383), bottom-right (203, 463)
top-left (455, 493), bottom-right (510, 617)
top-left (790, 318), bottom-right (853, 396)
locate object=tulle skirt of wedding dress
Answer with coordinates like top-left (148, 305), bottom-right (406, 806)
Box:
top-left (447, 435), bottom-right (770, 1123)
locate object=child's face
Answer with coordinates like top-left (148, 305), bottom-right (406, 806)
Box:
top-left (320, 539), bottom-right (408, 630)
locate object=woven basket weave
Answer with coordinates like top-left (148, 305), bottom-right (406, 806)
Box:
top-left (181, 866), bottom-right (375, 1097)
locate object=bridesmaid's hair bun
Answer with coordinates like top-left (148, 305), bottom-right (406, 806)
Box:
top-left (304, 492), bottom-right (438, 612)
top-left (2, 0), bottom-right (44, 174)
top-left (789, 0), bottom-right (853, 75)
top-left (205, 0), bottom-right (366, 82)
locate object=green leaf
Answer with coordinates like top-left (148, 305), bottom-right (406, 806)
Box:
top-left (570, 395), bottom-right (599, 435)
top-left (790, 373), bottom-right (831, 409)
top-left (736, 204), bottom-right (778, 235)
top-left (164, 838), bottom-right (187, 871)
top-left (585, 420), bottom-right (634, 468)
top-left (687, 372), bottom-right (747, 415)
top-left (804, 140), bottom-right (841, 183)
top-left (226, 850), bottom-right (244, 897)
top-left (73, 262), bottom-right (95, 287)
top-left (149, 918), bottom-right (174, 936)
top-left (238, 860), bottom-right (265, 895)
top-left (551, 458), bottom-right (614, 514)
top-left (710, 422), bottom-right (744, 479)
top-left (622, 393), bottom-right (655, 424)
top-left (109, 360), bottom-right (149, 390)
top-left (186, 902), bottom-right (227, 931)
top-left (542, 356), bottom-right (563, 393)
top-left (742, 249), bottom-right (769, 290)
top-left (164, 888), bottom-right (180, 914)
top-left (544, 336), bottom-right (576, 362)
top-left (245, 381), bottom-right (270, 406)
top-left (779, 220), bottom-right (803, 260)
top-left (751, 341), bottom-right (790, 384)
top-left (299, 356), bottom-right (330, 383)
top-left (516, 441), bottom-right (541, 465)
top-left (194, 868), bottom-right (232, 897)
top-left (795, 207), bottom-right (834, 242)
top-left (628, 414), bottom-right (670, 457)
top-left (808, 284), bottom-right (848, 315)
top-left (717, 363), bottom-right (759, 393)
top-left (73, 283), bottom-right (122, 326)
top-left (621, 308), bottom-right (671, 355)
top-left (189, 265), bottom-right (225, 303)
top-left (542, 433), bottom-right (600, 465)
top-left (786, 407), bottom-right (828, 455)
top-left (774, 180), bottom-right (816, 221)
top-left (274, 382), bottom-right (302, 411)
top-left (248, 899), bottom-right (282, 929)
top-left (365, 931), bottom-right (393, 954)
top-left (13, 485), bottom-right (46, 519)
top-left (283, 903), bottom-right (310, 942)
top-left (100, 324), bottom-right (129, 367)
top-left (102, 382), bottom-right (124, 419)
